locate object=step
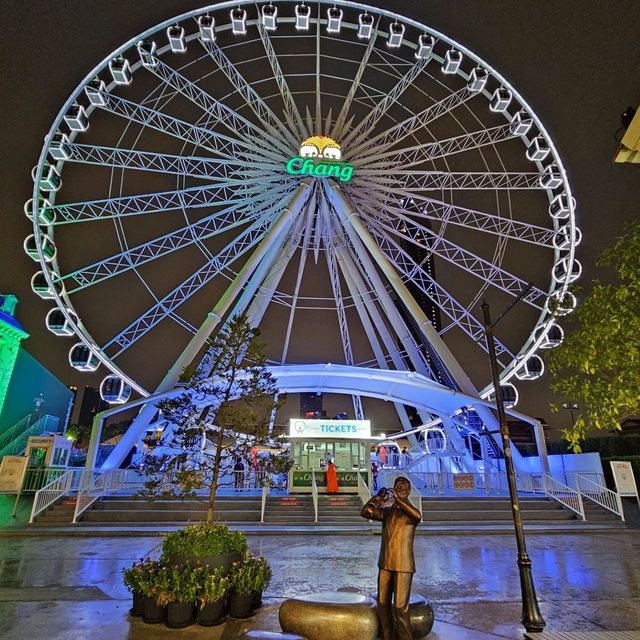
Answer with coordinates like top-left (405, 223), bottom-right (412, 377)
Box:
top-left (421, 509), bottom-right (575, 521)
top-left (82, 509), bottom-right (261, 523)
top-left (98, 498), bottom-right (262, 509)
top-left (420, 501), bottom-right (566, 510)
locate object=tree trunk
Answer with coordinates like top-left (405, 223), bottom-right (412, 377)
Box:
top-left (206, 427), bottom-right (226, 524)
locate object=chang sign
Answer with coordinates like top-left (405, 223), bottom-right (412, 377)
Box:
top-left (289, 418), bottom-right (371, 439)
top-left (285, 135), bottom-right (354, 182)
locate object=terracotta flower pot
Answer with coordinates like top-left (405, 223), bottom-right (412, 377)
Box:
top-left (197, 599), bottom-right (226, 627)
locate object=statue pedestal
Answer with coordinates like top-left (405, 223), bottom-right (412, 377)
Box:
top-left (371, 592), bottom-right (434, 639)
top-left (279, 591), bottom-right (378, 640)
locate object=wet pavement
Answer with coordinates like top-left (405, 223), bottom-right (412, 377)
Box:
top-left (0, 531), bottom-right (639, 639)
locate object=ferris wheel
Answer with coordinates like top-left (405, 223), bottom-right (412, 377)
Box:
top-left (26, 0), bottom-right (580, 423)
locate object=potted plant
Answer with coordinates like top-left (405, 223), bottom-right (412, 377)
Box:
top-left (196, 566), bottom-right (229, 627)
top-left (134, 559), bottom-right (166, 624)
top-left (161, 523), bottom-right (247, 571)
top-left (251, 556), bottom-right (272, 611)
top-left (228, 558), bottom-right (258, 619)
top-left (122, 558), bottom-right (147, 616)
top-left (157, 564), bottom-right (198, 629)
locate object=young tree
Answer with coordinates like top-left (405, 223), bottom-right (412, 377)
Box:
top-left (548, 221), bottom-right (640, 451)
top-left (142, 314), bottom-right (284, 523)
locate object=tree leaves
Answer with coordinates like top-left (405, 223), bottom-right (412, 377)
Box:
top-left (548, 221), bottom-right (640, 450)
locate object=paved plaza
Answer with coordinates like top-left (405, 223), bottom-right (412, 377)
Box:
top-left (0, 530), bottom-right (639, 639)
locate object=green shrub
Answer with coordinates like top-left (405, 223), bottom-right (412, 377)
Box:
top-left (196, 566), bottom-right (229, 606)
top-left (230, 554), bottom-right (272, 595)
top-left (149, 564), bottom-right (200, 605)
top-left (161, 523), bottom-right (247, 562)
top-left (123, 558), bottom-right (162, 597)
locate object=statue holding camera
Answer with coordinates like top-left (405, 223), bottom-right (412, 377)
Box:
top-left (360, 476), bottom-right (422, 640)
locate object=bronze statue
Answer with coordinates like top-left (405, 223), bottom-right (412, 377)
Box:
top-left (360, 476), bottom-right (422, 640)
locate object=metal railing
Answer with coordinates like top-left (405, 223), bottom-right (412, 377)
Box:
top-left (73, 471), bottom-right (105, 523)
top-left (0, 415), bottom-right (31, 453)
top-left (408, 475), bottom-right (423, 517)
top-left (0, 415), bottom-right (60, 458)
top-left (381, 470), bottom-right (514, 496)
top-left (542, 473), bottom-right (585, 520)
top-left (575, 473), bottom-right (625, 521)
top-left (20, 467), bottom-right (67, 493)
top-left (260, 481), bottom-right (270, 523)
top-left (357, 471), bottom-right (372, 506)
top-left (311, 471), bottom-right (318, 523)
top-left (29, 468), bottom-right (82, 523)
top-left (516, 472), bottom-right (544, 494)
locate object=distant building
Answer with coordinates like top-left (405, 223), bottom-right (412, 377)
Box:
top-left (299, 392), bottom-right (324, 418)
top-left (77, 386), bottom-right (109, 428)
top-left (0, 294), bottom-right (29, 419)
top-left (0, 294), bottom-right (73, 433)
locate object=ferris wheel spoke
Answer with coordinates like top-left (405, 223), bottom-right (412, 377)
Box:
top-left (103, 210), bottom-right (282, 357)
top-left (355, 170), bottom-right (544, 191)
top-left (330, 17), bottom-right (380, 140)
top-left (341, 56), bottom-right (430, 149)
top-left (57, 186), bottom-right (294, 292)
top-left (348, 87), bottom-right (473, 159)
top-left (143, 54), bottom-right (291, 159)
top-left (198, 37), bottom-right (299, 148)
top-left (355, 123), bottom-right (516, 170)
top-left (346, 184), bottom-right (555, 246)
top-left (357, 202), bottom-right (547, 309)
top-left (96, 93), bottom-right (266, 162)
top-left (256, 18), bottom-right (307, 140)
top-left (324, 237), bottom-right (364, 419)
top-left (49, 182), bottom-right (275, 224)
top-left (61, 143), bottom-right (260, 181)
top-left (365, 224), bottom-right (513, 358)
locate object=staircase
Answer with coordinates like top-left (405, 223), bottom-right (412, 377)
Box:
top-left (31, 494), bottom-right (263, 527)
top-left (263, 494), bottom-right (364, 525)
top-left (420, 496), bottom-right (625, 529)
top-left (30, 496), bottom-right (78, 526)
top-left (29, 492), bottom-right (625, 531)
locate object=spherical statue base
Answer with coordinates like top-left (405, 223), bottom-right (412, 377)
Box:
top-left (370, 593), bottom-right (434, 639)
top-left (279, 591), bottom-right (378, 640)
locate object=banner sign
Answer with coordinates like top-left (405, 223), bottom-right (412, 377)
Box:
top-left (453, 473), bottom-right (476, 491)
top-left (285, 135), bottom-right (354, 182)
top-left (289, 418), bottom-right (371, 439)
top-left (291, 470), bottom-right (368, 488)
top-left (0, 456), bottom-right (29, 493)
top-left (610, 461), bottom-right (639, 498)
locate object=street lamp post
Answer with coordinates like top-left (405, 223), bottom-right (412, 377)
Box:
top-left (562, 402), bottom-right (579, 427)
top-left (482, 300), bottom-right (546, 633)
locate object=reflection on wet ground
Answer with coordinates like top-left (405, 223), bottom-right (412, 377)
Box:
top-left (1, 532), bottom-right (639, 639)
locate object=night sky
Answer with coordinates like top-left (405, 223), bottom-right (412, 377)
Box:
top-left (1, 0), bottom-right (639, 432)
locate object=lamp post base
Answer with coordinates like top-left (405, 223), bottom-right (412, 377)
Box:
top-left (518, 555), bottom-right (546, 632)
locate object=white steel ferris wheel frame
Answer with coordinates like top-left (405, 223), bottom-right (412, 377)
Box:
top-left (30, 0), bottom-right (579, 454)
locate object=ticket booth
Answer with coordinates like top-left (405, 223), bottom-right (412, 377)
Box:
top-left (288, 418), bottom-right (371, 493)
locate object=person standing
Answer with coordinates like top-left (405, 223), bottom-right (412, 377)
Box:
top-left (360, 476), bottom-right (421, 640)
top-left (377, 444), bottom-right (387, 468)
top-left (326, 459), bottom-right (339, 494)
top-left (401, 447), bottom-right (412, 469)
top-left (233, 458), bottom-right (245, 491)
top-left (371, 461), bottom-right (379, 491)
